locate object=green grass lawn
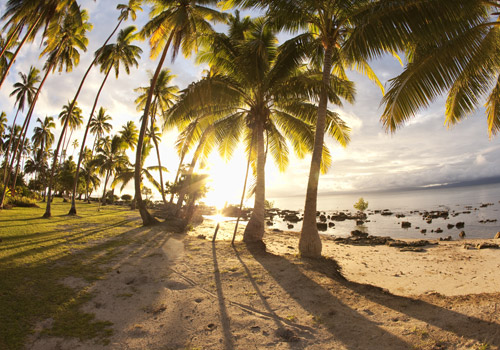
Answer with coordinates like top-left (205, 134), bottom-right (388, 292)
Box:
top-left (0, 198), bottom-right (141, 350)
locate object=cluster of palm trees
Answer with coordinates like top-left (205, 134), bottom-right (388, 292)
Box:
top-left (1, 0), bottom-right (499, 258)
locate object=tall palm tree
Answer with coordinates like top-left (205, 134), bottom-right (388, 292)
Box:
top-left (68, 25), bottom-right (142, 215)
top-left (38, 5), bottom-right (91, 217)
top-left (31, 116), bottom-right (55, 195)
top-left (134, 0), bottom-right (227, 225)
top-left (135, 68), bottom-right (178, 206)
top-left (91, 135), bottom-right (129, 205)
top-left (172, 16), bottom-right (351, 242)
top-left (0, 0), bottom-right (86, 89)
top-left (0, 112), bottom-right (7, 153)
top-left (232, 0), bottom-right (384, 256)
top-left (0, 35), bottom-right (15, 78)
top-left (348, 1), bottom-right (499, 136)
top-left (2, 66), bottom-right (40, 184)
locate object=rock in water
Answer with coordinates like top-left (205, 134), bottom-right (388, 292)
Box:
top-left (401, 221), bottom-right (411, 228)
top-left (459, 231), bottom-right (466, 238)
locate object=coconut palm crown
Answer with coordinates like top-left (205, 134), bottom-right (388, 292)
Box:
top-left (171, 15), bottom-right (352, 242)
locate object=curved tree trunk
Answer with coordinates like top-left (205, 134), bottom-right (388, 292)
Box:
top-left (69, 66), bottom-right (112, 215)
top-left (299, 44), bottom-right (334, 258)
top-left (243, 120), bottom-right (265, 243)
top-left (175, 125), bottom-right (212, 215)
top-left (169, 121), bottom-right (197, 203)
top-left (0, 18), bottom-right (40, 89)
top-left (45, 18), bottom-right (124, 218)
top-left (101, 170), bottom-right (110, 205)
top-left (152, 126), bottom-right (168, 207)
top-left (1, 109), bottom-right (20, 184)
top-left (135, 32), bottom-right (174, 226)
top-left (0, 65), bottom-right (51, 209)
top-left (0, 21), bottom-right (23, 59)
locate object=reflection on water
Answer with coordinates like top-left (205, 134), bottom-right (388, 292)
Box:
top-left (267, 184), bottom-right (500, 239)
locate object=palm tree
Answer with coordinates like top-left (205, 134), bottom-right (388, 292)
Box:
top-left (0, 111), bottom-right (8, 157)
top-left (135, 68), bottom-right (178, 206)
top-left (2, 66), bottom-right (40, 184)
top-left (31, 116), bottom-right (55, 196)
top-left (89, 107), bottom-right (113, 152)
top-left (134, 0), bottom-right (227, 225)
top-left (112, 140), bottom-right (166, 199)
top-left (68, 25), bottom-right (142, 215)
top-left (58, 102), bottom-right (83, 161)
top-left (91, 135), bottom-right (129, 205)
top-left (39, 5), bottom-right (91, 217)
top-left (80, 147), bottom-right (101, 202)
top-left (119, 121), bottom-right (139, 151)
top-left (172, 16), bottom-right (351, 242)
top-left (32, 116), bottom-right (55, 161)
top-left (0, 0), bottom-right (85, 89)
top-left (232, 0), bottom-right (384, 256)
top-left (348, 1), bottom-right (500, 137)
top-left (0, 35), bottom-right (14, 78)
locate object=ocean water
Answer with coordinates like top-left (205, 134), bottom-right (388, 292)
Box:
top-left (267, 183), bottom-right (500, 239)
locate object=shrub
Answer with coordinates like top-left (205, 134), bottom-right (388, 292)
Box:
top-left (9, 196), bottom-right (39, 208)
top-left (121, 194), bottom-right (133, 201)
top-left (354, 197), bottom-right (369, 212)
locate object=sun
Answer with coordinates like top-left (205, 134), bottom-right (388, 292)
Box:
top-left (202, 149), bottom-right (249, 209)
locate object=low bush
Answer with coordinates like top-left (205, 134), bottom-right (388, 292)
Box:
top-left (9, 196), bottom-right (39, 208)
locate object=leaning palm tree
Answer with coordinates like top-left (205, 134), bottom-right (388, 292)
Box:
top-left (0, 112), bottom-right (7, 150)
top-left (39, 5), bottom-right (92, 217)
top-left (0, 4), bottom-right (91, 209)
top-left (0, 0), bottom-right (86, 89)
top-left (91, 134), bottom-right (129, 205)
top-left (2, 66), bottom-right (40, 184)
top-left (134, 0), bottom-right (227, 225)
top-left (135, 68), bottom-right (178, 206)
top-left (172, 16), bottom-right (351, 242)
top-left (349, 1), bottom-right (499, 136)
top-left (230, 0), bottom-right (384, 256)
top-left (68, 25), bottom-right (142, 215)
top-left (0, 35), bottom-right (14, 77)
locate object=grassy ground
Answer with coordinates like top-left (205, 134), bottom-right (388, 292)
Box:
top-left (0, 199), bottom-right (141, 350)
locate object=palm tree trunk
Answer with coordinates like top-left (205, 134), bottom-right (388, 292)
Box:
top-left (101, 170), bottom-right (110, 205)
top-left (152, 127), bottom-right (168, 207)
top-left (0, 65), bottom-right (51, 209)
top-left (44, 18), bottom-right (125, 218)
top-left (169, 121), bottom-right (197, 203)
top-left (232, 132), bottom-right (253, 245)
top-left (243, 120), bottom-right (266, 243)
top-left (175, 125), bottom-right (212, 215)
top-left (299, 44), bottom-right (334, 258)
top-left (11, 146), bottom-right (22, 190)
top-left (1, 109), bottom-right (20, 184)
top-left (69, 66), bottom-right (112, 215)
top-left (135, 32), bottom-right (175, 226)
top-left (0, 21), bottom-right (23, 59)
top-left (0, 18), bottom-right (40, 89)
top-left (148, 100), bottom-right (168, 208)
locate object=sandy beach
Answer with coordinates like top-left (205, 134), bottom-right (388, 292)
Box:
top-left (25, 216), bottom-right (500, 350)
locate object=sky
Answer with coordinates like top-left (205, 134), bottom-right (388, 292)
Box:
top-left (1, 1), bottom-right (500, 209)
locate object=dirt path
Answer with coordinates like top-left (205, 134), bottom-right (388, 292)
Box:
top-left (28, 220), bottom-right (500, 350)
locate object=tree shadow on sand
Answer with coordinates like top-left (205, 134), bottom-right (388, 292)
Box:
top-left (245, 244), bottom-right (500, 349)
